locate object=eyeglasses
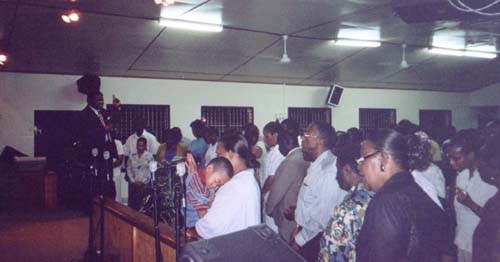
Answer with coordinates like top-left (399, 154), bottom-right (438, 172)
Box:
top-left (302, 133), bottom-right (319, 139)
top-left (356, 151), bottom-right (380, 166)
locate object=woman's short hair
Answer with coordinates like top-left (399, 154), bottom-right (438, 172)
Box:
top-left (449, 129), bottom-right (481, 155)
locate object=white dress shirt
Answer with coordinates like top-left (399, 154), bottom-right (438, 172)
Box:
top-left (412, 163), bottom-right (446, 199)
top-left (454, 168), bottom-right (497, 253)
top-left (261, 145), bottom-right (286, 186)
top-left (204, 143), bottom-right (218, 165)
top-left (262, 145), bottom-right (286, 231)
top-left (195, 168), bottom-right (261, 239)
top-left (123, 129), bottom-right (160, 156)
top-left (294, 150), bottom-right (347, 246)
top-left (113, 139), bottom-right (124, 177)
top-left (411, 169), bottom-right (443, 210)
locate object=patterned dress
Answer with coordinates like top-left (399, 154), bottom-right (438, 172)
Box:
top-left (319, 183), bottom-right (374, 262)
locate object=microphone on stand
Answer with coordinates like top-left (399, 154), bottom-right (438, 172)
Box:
top-left (149, 161), bottom-right (158, 180)
top-left (149, 160), bottom-right (162, 262)
top-left (91, 148), bottom-right (99, 177)
top-left (103, 151), bottom-right (110, 179)
top-left (176, 162), bottom-right (187, 209)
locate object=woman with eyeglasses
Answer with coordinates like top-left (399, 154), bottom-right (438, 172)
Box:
top-left (355, 129), bottom-right (447, 262)
top-left (472, 120), bottom-right (500, 262)
top-left (319, 141), bottom-right (374, 262)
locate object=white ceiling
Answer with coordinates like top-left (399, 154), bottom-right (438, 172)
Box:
top-left (2, 0), bottom-right (500, 91)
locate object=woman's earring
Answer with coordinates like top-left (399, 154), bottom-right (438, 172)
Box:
top-left (380, 165), bottom-right (385, 172)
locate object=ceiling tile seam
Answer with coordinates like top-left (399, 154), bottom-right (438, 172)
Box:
top-left (298, 48), bottom-right (366, 84)
top-left (219, 37), bottom-right (282, 80)
top-left (129, 68), bottom-right (225, 76)
top-left (181, 0), bottom-right (211, 16)
top-left (127, 27), bottom-right (166, 71)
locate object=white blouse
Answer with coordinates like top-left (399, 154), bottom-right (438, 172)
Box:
top-left (195, 168), bottom-right (261, 239)
top-left (454, 168), bottom-right (497, 252)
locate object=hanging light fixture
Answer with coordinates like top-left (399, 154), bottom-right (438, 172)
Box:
top-left (61, 9), bottom-right (80, 24)
top-left (154, 0), bottom-right (175, 7)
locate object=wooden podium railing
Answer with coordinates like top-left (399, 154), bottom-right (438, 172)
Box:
top-left (92, 198), bottom-right (179, 262)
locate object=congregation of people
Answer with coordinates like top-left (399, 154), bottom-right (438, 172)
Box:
top-left (82, 91), bottom-right (500, 262)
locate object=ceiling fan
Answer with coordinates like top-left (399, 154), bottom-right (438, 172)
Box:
top-left (400, 43), bottom-right (409, 69)
top-left (279, 35), bottom-right (291, 64)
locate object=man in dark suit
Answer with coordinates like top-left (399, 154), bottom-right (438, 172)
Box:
top-left (79, 91), bottom-right (118, 199)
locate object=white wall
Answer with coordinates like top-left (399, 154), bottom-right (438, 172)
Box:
top-left (0, 72), bottom-right (474, 155)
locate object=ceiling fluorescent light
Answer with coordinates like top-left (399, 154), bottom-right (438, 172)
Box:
top-left (429, 48), bottom-right (497, 59)
top-left (159, 18), bottom-right (223, 32)
top-left (333, 39), bottom-right (380, 47)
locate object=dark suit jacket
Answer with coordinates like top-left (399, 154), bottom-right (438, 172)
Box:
top-left (265, 148), bottom-right (309, 241)
top-left (78, 105), bottom-right (116, 168)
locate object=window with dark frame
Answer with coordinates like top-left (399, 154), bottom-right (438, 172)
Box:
top-left (201, 106), bottom-right (254, 135)
top-left (107, 104), bottom-right (170, 143)
top-left (288, 107), bottom-right (332, 133)
top-left (359, 108), bottom-right (396, 133)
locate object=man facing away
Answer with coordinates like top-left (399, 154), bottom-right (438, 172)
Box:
top-left (123, 117), bottom-right (160, 157)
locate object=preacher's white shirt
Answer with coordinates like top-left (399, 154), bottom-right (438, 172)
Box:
top-left (195, 168), bottom-right (261, 239)
top-left (454, 168), bottom-right (497, 253)
top-left (294, 150), bottom-right (347, 246)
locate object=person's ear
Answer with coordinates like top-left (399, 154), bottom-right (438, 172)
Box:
top-left (380, 152), bottom-right (390, 172)
top-left (205, 164), bottom-right (214, 174)
top-left (343, 164), bottom-right (352, 177)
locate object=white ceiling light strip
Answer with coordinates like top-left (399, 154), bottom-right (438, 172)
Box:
top-left (429, 47), bottom-right (497, 59)
top-left (159, 18), bottom-right (223, 32)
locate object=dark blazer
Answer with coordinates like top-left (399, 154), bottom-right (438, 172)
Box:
top-left (356, 171), bottom-right (447, 262)
top-left (78, 105), bottom-right (116, 167)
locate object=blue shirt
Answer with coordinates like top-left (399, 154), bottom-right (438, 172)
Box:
top-left (189, 138), bottom-right (209, 166)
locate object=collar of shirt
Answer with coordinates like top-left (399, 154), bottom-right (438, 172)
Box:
top-left (131, 130), bottom-right (149, 139)
top-left (309, 150), bottom-right (335, 171)
top-left (89, 105), bottom-right (100, 116)
top-left (287, 147), bottom-right (301, 157)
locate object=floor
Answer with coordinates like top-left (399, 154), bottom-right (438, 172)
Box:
top-left (0, 209), bottom-right (89, 262)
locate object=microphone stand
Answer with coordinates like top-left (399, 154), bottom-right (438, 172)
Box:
top-left (173, 161), bottom-right (187, 259)
top-left (149, 161), bottom-right (162, 262)
top-left (85, 148), bottom-right (98, 262)
top-left (97, 151), bottom-right (110, 262)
